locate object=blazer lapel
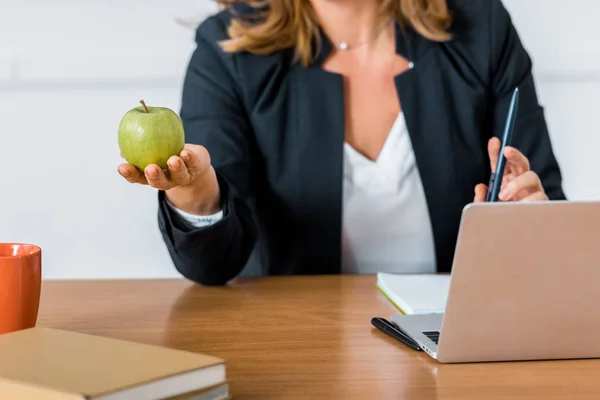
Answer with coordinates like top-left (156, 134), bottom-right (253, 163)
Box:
top-left (393, 23), bottom-right (461, 271)
top-left (288, 39), bottom-right (345, 273)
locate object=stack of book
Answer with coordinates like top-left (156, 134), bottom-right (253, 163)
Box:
top-left (0, 327), bottom-right (229, 399)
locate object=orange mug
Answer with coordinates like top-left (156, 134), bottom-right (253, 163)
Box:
top-left (0, 243), bottom-right (42, 334)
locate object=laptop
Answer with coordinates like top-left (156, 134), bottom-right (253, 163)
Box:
top-left (391, 200), bottom-right (600, 363)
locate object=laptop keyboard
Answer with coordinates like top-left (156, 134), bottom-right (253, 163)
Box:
top-left (423, 331), bottom-right (440, 344)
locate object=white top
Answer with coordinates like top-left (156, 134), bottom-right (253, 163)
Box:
top-left (167, 112), bottom-right (436, 274)
top-left (341, 112), bottom-right (436, 274)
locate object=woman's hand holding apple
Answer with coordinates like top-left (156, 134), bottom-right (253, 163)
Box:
top-left (117, 144), bottom-right (222, 215)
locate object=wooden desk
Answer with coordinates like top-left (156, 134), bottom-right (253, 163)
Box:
top-left (38, 276), bottom-right (600, 399)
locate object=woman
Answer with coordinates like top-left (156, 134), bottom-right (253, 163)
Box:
top-left (117, 0), bottom-right (565, 285)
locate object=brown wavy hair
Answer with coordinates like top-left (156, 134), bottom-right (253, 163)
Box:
top-left (216, 0), bottom-right (452, 66)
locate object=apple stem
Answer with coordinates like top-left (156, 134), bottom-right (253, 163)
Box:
top-left (139, 100), bottom-right (149, 113)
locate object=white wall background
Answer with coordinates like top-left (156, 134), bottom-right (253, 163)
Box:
top-left (0, 0), bottom-right (598, 280)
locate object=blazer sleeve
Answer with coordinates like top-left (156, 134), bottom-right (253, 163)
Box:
top-left (489, 0), bottom-right (566, 200)
top-left (157, 28), bottom-right (258, 286)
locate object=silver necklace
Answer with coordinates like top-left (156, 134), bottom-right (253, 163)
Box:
top-left (335, 20), bottom-right (393, 51)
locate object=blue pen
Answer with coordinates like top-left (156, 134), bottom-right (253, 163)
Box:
top-left (486, 87), bottom-right (520, 202)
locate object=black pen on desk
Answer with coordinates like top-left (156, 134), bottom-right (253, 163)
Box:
top-left (486, 87), bottom-right (520, 202)
top-left (371, 317), bottom-right (422, 351)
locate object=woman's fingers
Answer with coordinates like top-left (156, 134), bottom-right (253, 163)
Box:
top-left (520, 191), bottom-right (549, 202)
top-left (504, 146), bottom-right (530, 176)
top-left (118, 163), bottom-right (147, 184)
top-left (487, 137), bottom-right (501, 173)
top-left (119, 160), bottom-right (189, 191)
top-left (474, 183), bottom-right (487, 202)
top-left (145, 164), bottom-right (172, 190)
top-left (481, 140), bottom-right (549, 202)
top-left (488, 138), bottom-right (531, 177)
top-left (182, 144), bottom-right (212, 177)
top-left (501, 174), bottom-right (516, 188)
top-left (499, 170), bottom-right (543, 201)
top-left (118, 144), bottom-right (213, 190)
top-left (167, 156), bottom-right (192, 186)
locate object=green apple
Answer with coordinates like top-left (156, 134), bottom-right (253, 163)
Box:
top-left (118, 100), bottom-right (185, 170)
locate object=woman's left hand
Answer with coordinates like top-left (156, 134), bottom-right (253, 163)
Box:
top-left (474, 137), bottom-right (549, 202)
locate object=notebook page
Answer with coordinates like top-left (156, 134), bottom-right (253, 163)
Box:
top-left (377, 273), bottom-right (450, 314)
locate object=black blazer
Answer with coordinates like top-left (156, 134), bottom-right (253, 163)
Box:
top-left (157, 0), bottom-right (565, 285)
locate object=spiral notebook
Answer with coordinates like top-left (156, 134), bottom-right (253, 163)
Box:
top-left (376, 273), bottom-right (450, 315)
